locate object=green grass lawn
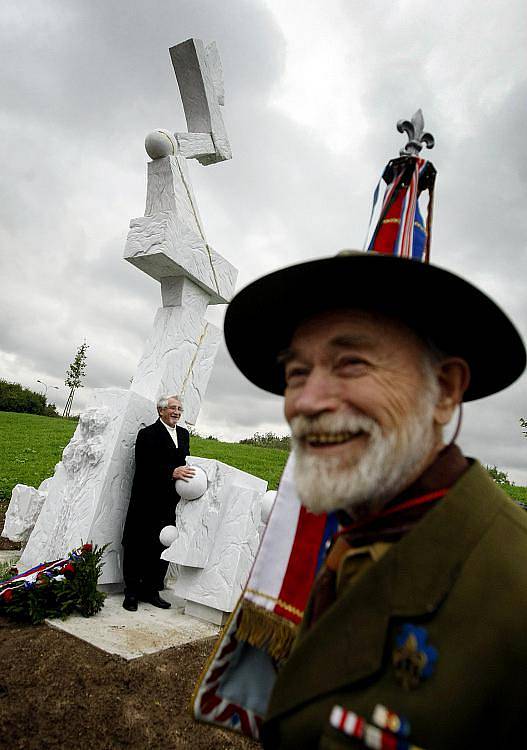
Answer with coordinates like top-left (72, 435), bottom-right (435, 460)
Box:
top-left (0, 412), bottom-right (78, 502)
top-left (190, 435), bottom-right (288, 490)
top-left (500, 483), bottom-right (527, 504)
top-left (0, 411), bottom-right (288, 506)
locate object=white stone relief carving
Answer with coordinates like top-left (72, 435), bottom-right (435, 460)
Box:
top-left (163, 458), bottom-right (267, 613)
top-left (145, 155), bottom-right (205, 230)
top-left (2, 480), bottom-right (48, 546)
top-left (15, 390), bottom-right (157, 583)
top-left (125, 207), bottom-right (237, 303)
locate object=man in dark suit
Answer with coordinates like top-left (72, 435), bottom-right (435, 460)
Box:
top-left (122, 394), bottom-right (194, 611)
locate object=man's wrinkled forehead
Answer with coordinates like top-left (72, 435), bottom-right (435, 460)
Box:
top-left (279, 332), bottom-right (376, 366)
top-left (166, 399), bottom-right (182, 409)
top-left (280, 308), bottom-right (425, 361)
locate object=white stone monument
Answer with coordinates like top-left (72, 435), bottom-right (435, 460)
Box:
top-left (2, 39), bottom-right (272, 623)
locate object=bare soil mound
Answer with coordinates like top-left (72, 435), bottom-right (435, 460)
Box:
top-left (0, 617), bottom-right (257, 749)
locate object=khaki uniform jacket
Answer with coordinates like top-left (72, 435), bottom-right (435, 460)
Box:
top-left (262, 462), bottom-right (527, 749)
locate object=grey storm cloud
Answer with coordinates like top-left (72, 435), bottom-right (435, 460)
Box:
top-left (0, 0), bottom-right (525, 480)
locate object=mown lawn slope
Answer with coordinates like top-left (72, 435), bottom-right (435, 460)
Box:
top-left (0, 411), bottom-right (288, 505)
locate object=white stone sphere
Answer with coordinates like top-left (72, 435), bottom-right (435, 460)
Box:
top-left (261, 491), bottom-right (277, 524)
top-left (145, 129), bottom-right (177, 160)
top-left (159, 525), bottom-right (178, 547)
top-left (175, 466), bottom-right (208, 501)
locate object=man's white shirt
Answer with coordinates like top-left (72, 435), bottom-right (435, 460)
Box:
top-left (162, 420), bottom-right (179, 448)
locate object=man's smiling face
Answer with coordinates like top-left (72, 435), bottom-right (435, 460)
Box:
top-left (282, 309), bottom-right (444, 514)
top-left (159, 398), bottom-right (183, 427)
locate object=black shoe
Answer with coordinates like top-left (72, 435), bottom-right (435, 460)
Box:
top-left (123, 594), bottom-right (138, 612)
top-left (145, 593), bottom-right (171, 609)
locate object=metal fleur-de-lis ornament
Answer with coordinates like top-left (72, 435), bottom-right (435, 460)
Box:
top-left (397, 109), bottom-right (435, 156)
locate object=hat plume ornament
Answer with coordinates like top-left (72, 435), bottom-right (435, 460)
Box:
top-left (223, 113), bottom-right (525, 397)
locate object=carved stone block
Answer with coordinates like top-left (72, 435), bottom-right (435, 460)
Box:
top-left (1, 479), bottom-right (49, 545)
top-left (125, 208), bottom-right (237, 303)
top-left (164, 458), bottom-right (267, 613)
top-left (169, 38), bottom-right (231, 165)
top-left (131, 302), bottom-right (222, 426)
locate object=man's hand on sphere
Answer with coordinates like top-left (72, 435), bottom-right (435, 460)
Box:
top-left (172, 466), bottom-right (196, 481)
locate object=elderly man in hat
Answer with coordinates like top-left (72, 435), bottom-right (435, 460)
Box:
top-left (219, 250), bottom-right (527, 748)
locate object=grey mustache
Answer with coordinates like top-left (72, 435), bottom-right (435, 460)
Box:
top-left (290, 413), bottom-right (377, 439)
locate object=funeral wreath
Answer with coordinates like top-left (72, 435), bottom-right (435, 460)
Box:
top-left (0, 543), bottom-right (107, 624)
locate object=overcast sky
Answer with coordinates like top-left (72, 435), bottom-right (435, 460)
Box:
top-left (1, 0), bottom-right (526, 483)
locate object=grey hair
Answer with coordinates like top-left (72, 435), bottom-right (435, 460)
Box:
top-left (419, 340), bottom-right (445, 398)
top-left (421, 336), bottom-right (449, 368)
top-left (157, 394), bottom-right (183, 410)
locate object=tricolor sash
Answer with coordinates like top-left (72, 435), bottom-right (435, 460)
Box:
top-left (192, 454), bottom-right (337, 739)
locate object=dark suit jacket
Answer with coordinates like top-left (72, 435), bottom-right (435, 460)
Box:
top-left (263, 462), bottom-right (527, 749)
top-left (122, 418), bottom-right (190, 547)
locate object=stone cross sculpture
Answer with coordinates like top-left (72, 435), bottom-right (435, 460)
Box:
top-left (126, 38), bottom-right (237, 425)
top-left (4, 40), bottom-right (273, 624)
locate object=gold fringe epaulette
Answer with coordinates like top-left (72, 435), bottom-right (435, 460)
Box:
top-left (235, 599), bottom-right (298, 663)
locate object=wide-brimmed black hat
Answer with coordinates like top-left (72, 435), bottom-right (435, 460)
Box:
top-left (224, 252), bottom-right (525, 402)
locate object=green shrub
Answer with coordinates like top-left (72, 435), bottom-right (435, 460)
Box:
top-left (486, 465), bottom-right (511, 485)
top-left (0, 557), bottom-right (19, 581)
top-left (240, 431), bottom-right (291, 451)
top-left (0, 380), bottom-right (59, 417)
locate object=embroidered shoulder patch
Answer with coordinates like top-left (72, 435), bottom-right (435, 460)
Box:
top-left (393, 624), bottom-right (438, 690)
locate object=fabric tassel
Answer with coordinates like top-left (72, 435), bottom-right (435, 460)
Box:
top-left (235, 599), bottom-right (298, 663)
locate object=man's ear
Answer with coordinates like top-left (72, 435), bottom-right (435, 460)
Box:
top-left (433, 358), bottom-right (471, 426)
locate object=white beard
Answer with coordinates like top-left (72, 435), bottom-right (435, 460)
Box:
top-left (291, 392), bottom-right (438, 516)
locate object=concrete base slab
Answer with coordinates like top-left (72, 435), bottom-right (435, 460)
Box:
top-left (45, 593), bottom-right (219, 660)
top-left (185, 599), bottom-right (228, 626)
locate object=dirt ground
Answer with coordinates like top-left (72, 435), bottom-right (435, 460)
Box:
top-left (0, 615), bottom-right (259, 749)
top-left (0, 506), bottom-right (20, 552)
top-left (0, 508), bottom-right (258, 748)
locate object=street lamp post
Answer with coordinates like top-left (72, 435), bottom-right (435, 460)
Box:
top-left (36, 380), bottom-right (60, 397)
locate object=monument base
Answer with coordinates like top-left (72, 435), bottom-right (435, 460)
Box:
top-left (184, 600), bottom-right (228, 626)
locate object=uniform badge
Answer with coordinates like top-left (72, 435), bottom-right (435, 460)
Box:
top-left (393, 624), bottom-right (438, 690)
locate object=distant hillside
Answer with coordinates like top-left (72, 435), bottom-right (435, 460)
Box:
top-left (1, 411), bottom-right (525, 506)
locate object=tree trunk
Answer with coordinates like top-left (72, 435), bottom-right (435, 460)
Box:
top-left (62, 387), bottom-right (76, 418)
